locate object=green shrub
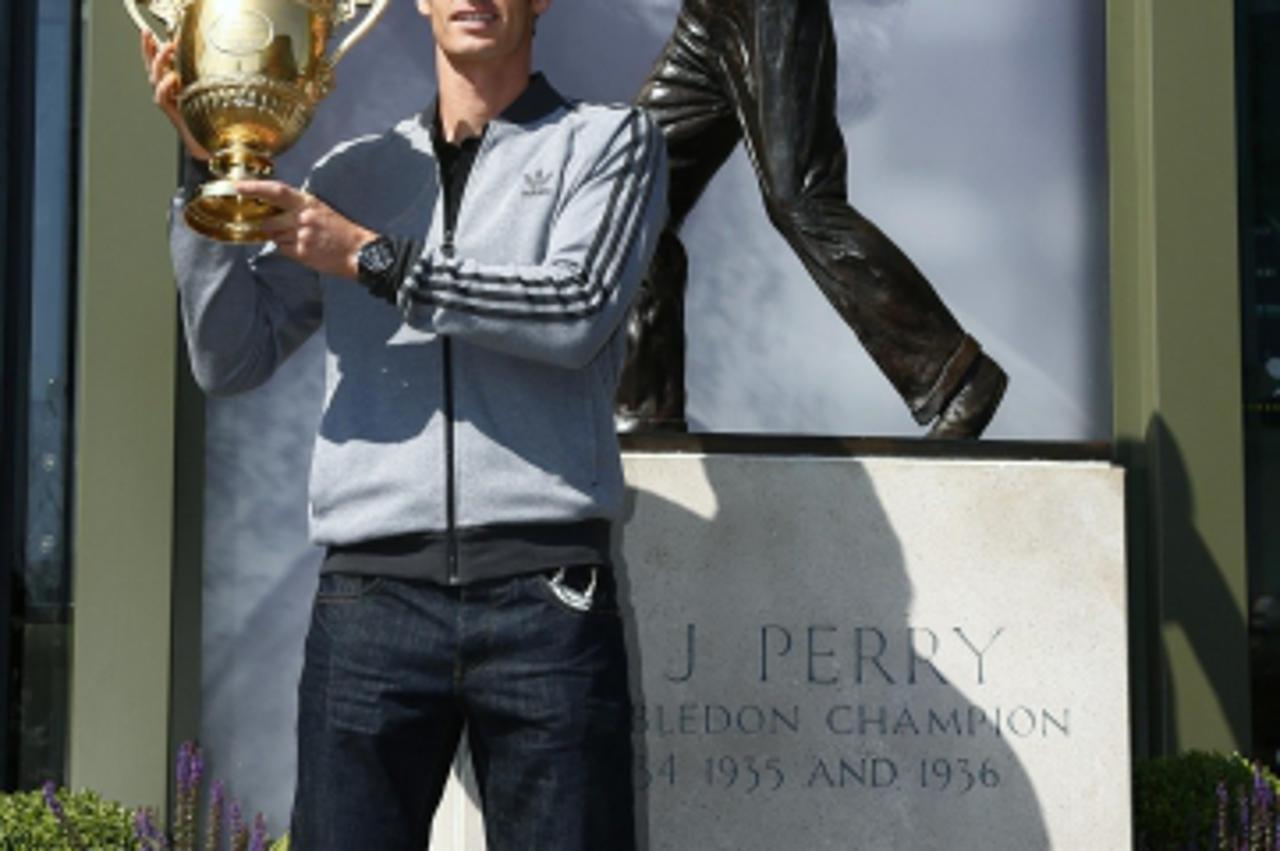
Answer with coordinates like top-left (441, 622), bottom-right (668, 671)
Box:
top-left (1134, 750), bottom-right (1280, 850)
top-left (0, 759), bottom-right (292, 851)
top-left (0, 786), bottom-right (134, 850)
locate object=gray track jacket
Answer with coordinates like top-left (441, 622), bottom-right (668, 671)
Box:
top-left (169, 75), bottom-right (668, 583)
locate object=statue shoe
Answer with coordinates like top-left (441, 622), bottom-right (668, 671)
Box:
top-left (926, 354), bottom-right (1009, 440)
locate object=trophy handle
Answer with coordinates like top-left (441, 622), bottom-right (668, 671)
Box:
top-left (329, 0), bottom-right (391, 67)
top-left (122, 0), bottom-right (175, 41)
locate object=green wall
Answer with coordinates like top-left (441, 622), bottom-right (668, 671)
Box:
top-left (68, 0), bottom-right (180, 811)
top-left (1109, 0), bottom-right (1252, 755)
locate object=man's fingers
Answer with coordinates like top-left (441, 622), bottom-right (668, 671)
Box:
top-left (236, 180), bottom-right (306, 209)
top-left (257, 212), bottom-right (299, 236)
top-left (148, 40), bottom-right (174, 87)
top-left (155, 71), bottom-right (181, 108)
top-left (147, 40), bottom-right (161, 82)
top-left (140, 31), bottom-right (166, 66)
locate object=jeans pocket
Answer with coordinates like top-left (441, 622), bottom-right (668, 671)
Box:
top-left (315, 572), bottom-right (384, 604)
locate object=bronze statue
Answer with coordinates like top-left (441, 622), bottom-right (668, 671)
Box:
top-left (617, 0), bottom-right (1008, 438)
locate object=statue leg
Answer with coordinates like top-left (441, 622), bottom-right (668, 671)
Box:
top-left (723, 0), bottom-right (1007, 435)
top-left (618, 4), bottom-right (741, 432)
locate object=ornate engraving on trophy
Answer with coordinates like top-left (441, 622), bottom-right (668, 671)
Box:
top-left (205, 10), bottom-right (274, 57)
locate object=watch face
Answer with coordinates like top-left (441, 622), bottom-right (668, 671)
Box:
top-left (362, 238), bottom-right (396, 275)
top-left (359, 238), bottom-right (397, 288)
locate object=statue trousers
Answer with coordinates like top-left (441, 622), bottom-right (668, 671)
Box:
top-left (620, 0), bottom-right (983, 427)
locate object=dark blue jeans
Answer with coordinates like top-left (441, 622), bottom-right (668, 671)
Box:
top-left (290, 567), bottom-right (635, 850)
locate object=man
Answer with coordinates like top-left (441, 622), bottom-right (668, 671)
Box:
top-left (144, 0), bottom-right (668, 846)
top-left (615, 0), bottom-right (1008, 437)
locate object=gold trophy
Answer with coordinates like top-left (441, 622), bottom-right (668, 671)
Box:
top-left (125, 0), bottom-right (389, 242)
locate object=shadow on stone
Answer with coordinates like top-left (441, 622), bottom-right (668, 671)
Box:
top-left (613, 450), bottom-right (1051, 849)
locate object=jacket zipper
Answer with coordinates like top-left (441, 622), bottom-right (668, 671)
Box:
top-left (438, 131), bottom-right (494, 585)
top-left (438, 148), bottom-right (460, 584)
top-left (442, 233), bottom-right (458, 584)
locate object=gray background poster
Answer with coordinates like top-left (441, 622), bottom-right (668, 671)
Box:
top-left (196, 0), bottom-right (1107, 832)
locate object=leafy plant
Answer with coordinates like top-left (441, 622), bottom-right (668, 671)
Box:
top-left (1135, 750), bottom-right (1280, 850)
top-left (0, 784), bottom-right (133, 849)
top-left (0, 741), bottom-right (289, 851)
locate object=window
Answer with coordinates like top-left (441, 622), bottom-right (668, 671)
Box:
top-left (1240, 0), bottom-right (1280, 770)
top-left (1, 0), bottom-right (80, 790)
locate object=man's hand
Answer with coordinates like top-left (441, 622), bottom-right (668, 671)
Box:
top-left (238, 180), bottom-right (377, 280)
top-left (140, 31), bottom-right (210, 162)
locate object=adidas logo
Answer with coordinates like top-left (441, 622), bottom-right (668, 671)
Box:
top-left (521, 169), bottom-right (554, 197)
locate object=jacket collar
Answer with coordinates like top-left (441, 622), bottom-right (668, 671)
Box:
top-left (420, 72), bottom-right (569, 140)
top-left (497, 73), bottom-right (569, 125)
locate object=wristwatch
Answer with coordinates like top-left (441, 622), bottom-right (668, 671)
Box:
top-left (356, 235), bottom-right (398, 298)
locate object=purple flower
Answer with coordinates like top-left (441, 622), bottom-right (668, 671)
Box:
top-left (248, 813), bottom-right (268, 851)
top-left (205, 780), bottom-right (225, 851)
top-left (189, 745), bottom-right (204, 791)
top-left (176, 741), bottom-right (194, 796)
top-left (41, 781), bottom-right (86, 849)
top-left (1255, 767), bottom-right (1274, 849)
top-left (42, 780), bottom-right (66, 824)
top-left (173, 741), bottom-right (203, 851)
top-left (1239, 784), bottom-right (1251, 845)
top-left (230, 800), bottom-right (249, 851)
top-left (133, 806), bottom-right (165, 849)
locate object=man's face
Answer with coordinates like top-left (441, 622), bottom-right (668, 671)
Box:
top-left (417, 0), bottom-right (551, 65)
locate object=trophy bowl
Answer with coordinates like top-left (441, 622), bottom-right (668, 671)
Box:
top-left (125, 0), bottom-right (389, 242)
